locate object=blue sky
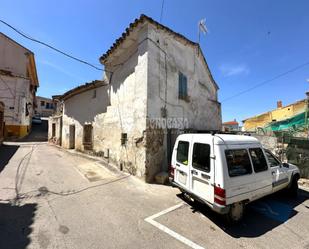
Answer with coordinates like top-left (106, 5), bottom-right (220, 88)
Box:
top-left (1, 0), bottom-right (309, 123)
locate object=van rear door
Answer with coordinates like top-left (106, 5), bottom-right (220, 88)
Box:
top-left (189, 137), bottom-right (214, 204)
top-left (173, 137), bottom-right (191, 191)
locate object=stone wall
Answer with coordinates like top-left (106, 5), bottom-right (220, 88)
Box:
top-left (145, 23), bottom-right (221, 180)
top-left (93, 27), bottom-right (148, 179)
top-left (253, 134), bottom-right (309, 178)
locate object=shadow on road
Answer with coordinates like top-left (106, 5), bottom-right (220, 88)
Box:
top-left (19, 119), bottom-right (48, 142)
top-left (0, 144), bottom-right (19, 173)
top-left (177, 188), bottom-right (309, 238)
top-left (0, 202), bottom-right (37, 249)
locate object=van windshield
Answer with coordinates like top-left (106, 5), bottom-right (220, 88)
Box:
top-left (225, 149), bottom-right (252, 177)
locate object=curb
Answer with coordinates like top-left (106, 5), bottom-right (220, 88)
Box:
top-left (50, 143), bottom-right (123, 176)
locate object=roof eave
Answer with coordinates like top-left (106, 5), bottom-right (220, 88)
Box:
top-left (60, 80), bottom-right (106, 101)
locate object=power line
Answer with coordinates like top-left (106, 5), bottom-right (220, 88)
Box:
top-left (160, 0), bottom-right (165, 22)
top-left (222, 61), bottom-right (309, 103)
top-left (0, 19), bottom-right (104, 71)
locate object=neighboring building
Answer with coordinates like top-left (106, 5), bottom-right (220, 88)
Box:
top-left (49, 14), bottom-right (221, 182)
top-left (243, 99), bottom-right (307, 132)
top-left (0, 32), bottom-right (39, 138)
top-left (35, 96), bottom-right (53, 117)
top-left (222, 119), bottom-right (239, 132)
top-left (48, 95), bottom-right (63, 145)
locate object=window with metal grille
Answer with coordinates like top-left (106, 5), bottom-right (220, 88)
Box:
top-left (178, 72), bottom-right (188, 99)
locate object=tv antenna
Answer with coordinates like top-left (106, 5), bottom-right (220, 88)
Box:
top-left (198, 18), bottom-right (208, 45)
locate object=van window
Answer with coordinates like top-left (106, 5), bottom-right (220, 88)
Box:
top-left (176, 141), bottom-right (189, 165)
top-left (225, 149), bottom-right (252, 177)
top-left (192, 143), bottom-right (210, 172)
top-left (265, 150), bottom-right (281, 168)
top-left (249, 148), bottom-right (268, 172)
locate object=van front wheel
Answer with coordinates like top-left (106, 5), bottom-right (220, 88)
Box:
top-left (225, 202), bottom-right (244, 223)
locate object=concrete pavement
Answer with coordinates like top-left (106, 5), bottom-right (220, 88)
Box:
top-left (0, 140), bottom-right (308, 249)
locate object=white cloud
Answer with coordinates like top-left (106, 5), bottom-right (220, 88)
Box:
top-left (219, 64), bottom-right (250, 77)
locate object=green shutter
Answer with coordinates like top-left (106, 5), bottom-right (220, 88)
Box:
top-left (178, 72), bottom-right (188, 99)
top-left (183, 74), bottom-right (187, 97)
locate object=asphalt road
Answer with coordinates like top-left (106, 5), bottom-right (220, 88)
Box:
top-left (20, 119), bottom-right (48, 142)
top-left (0, 141), bottom-right (308, 249)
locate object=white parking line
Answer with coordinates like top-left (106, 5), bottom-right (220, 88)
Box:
top-left (145, 203), bottom-right (205, 249)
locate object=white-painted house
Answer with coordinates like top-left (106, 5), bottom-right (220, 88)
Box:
top-left (49, 15), bottom-right (221, 182)
top-left (0, 32), bottom-right (39, 138)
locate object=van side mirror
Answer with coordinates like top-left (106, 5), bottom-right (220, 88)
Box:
top-left (282, 163), bottom-right (289, 168)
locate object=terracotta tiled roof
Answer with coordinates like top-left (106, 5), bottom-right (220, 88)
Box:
top-left (99, 14), bottom-right (218, 90)
top-left (100, 14), bottom-right (198, 62)
top-left (60, 80), bottom-right (106, 101)
top-left (223, 121), bottom-right (239, 126)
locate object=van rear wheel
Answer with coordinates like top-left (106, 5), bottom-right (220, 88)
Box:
top-left (225, 202), bottom-right (244, 224)
top-left (287, 176), bottom-right (299, 198)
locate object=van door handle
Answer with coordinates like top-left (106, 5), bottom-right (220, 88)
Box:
top-left (176, 163), bottom-right (180, 167)
top-left (191, 170), bottom-right (198, 175)
top-left (201, 173), bottom-right (210, 180)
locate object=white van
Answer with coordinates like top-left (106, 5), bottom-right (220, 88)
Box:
top-left (170, 133), bottom-right (300, 222)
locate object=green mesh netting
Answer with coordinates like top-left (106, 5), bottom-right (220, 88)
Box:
top-left (264, 111), bottom-right (308, 132)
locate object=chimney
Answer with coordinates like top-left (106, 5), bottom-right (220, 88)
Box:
top-left (277, 100), bottom-right (282, 108)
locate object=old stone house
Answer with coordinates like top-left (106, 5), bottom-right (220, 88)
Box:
top-left (49, 15), bottom-right (221, 182)
top-left (0, 32), bottom-right (39, 138)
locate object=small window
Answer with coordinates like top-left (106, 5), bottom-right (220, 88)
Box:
top-left (249, 148), bottom-right (268, 172)
top-left (176, 141), bottom-right (189, 165)
top-left (178, 72), bottom-right (188, 99)
top-left (93, 90), bottom-right (97, 98)
top-left (40, 101), bottom-right (45, 106)
top-left (225, 149), bottom-right (252, 177)
top-left (265, 150), bottom-right (281, 168)
top-left (192, 143), bottom-right (211, 172)
top-left (46, 103), bottom-right (50, 109)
